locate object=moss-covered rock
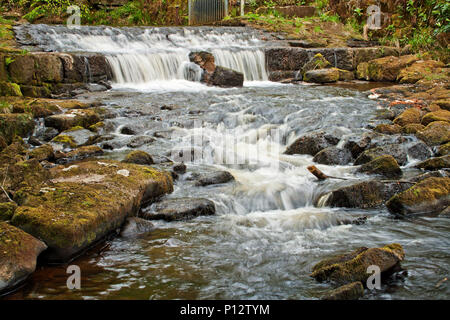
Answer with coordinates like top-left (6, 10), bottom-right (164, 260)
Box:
top-left (401, 123), bottom-right (425, 134)
top-left (358, 155), bottom-right (402, 178)
top-left (311, 244), bottom-right (405, 285)
top-left (356, 62), bottom-right (369, 80)
top-left (0, 113), bottom-right (35, 144)
top-left (285, 131), bottom-right (339, 156)
top-left (0, 136), bottom-right (6, 152)
top-left (304, 68), bottom-right (340, 83)
top-left (301, 53), bottom-right (331, 75)
top-left (374, 124), bottom-right (402, 135)
top-left (52, 127), bottom-right (97, 149)
top-left (11, 160), bottom-right (173, 262)
top-left (0, 82), bottom-right (22, 97)
top-left (322, 281), bottom-right (364, 300)
top-left (122, 150), bottom-right (154, 165)
top-left (322, 180), bottom-right (414, 209)
top-left (393, 108), bottom-right (421, 126)
top-left (414, 155), bottom-right (450, 171)
top-left (10, 98), bottom-right (61, 118)
top-left (365, 55), bottom-right (419, 82)
top-left (337, 69), bottom-right (355, 81)
top-left (0, 202), bottom-right (17, 221)
top-left (354, 144), bottom-right (407, 166)
top-left (397, 60), bottom-right (445, 84)
top-left (44, 109), bottom-right (101, 132)
top-left (312, 146), bottom-right (353, 165)
top-left (55, 146), bottom-right (104, 164)
top-left (421, 110), bottom-right (450, 126)
top-left (416, 121), bottom-right (450, 146)
top-left (438, 142), bottom-right (450, 156)
top-left (29, 144), bottom-right (54, 162)
top-left (386, 177), bottom-right (450, 216)
top-left (0, 222), bottom-right (47, 293)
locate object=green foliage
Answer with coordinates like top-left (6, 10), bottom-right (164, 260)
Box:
top-left (23, 0), bottom-right (90, 23)
top-left (5, 57), bottom-right (15, 66)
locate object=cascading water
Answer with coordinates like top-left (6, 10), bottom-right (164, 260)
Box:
top-left (9, 24), bottom-right (450, 301)
top-left (15, 25), bottom-right (269, 85)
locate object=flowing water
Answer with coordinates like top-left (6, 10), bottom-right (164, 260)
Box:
top-left (6, 25), bottom-right (450, 300)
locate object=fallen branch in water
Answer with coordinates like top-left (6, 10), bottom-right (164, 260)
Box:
top-left (307, 165), bottom-right (413, 184)
top-left (307, 166), bottom-right (350, 181)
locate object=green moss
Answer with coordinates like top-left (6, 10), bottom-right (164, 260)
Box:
top-left (51, 134), bottom-right (77, 148)
top-left (0, 113), bottom-right (35, 144)
top-left (0, 81), bottom-right (22, 96)
top-left (0, 202), bottom-right (17, 221)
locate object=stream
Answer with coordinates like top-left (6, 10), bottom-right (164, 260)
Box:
top-left (5, 25), bottom-right (449, 300)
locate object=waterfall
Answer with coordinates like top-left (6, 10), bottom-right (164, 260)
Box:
top-left (15, 25), bottom-right (269, 84)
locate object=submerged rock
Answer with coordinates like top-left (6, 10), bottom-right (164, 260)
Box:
top-left (322, 281), bottom-right (364, 300)
top-left (122, 150), bottom-right (154, 165)
top-left (0, 222), bottom-right (47, 294)
top-left (120, 217), bottom-right (155, 238)
top-left (311, 244), bottom-right (405, 285)
top-left (386, 177), bottom-right (450, 216)
top-left (143, 198), bottom-right (215, 222)
top-left (126, 135), bottom-right (155, 148)
top-left (10, 160), bottom-right (173, 262)
top-left (195, 171), bottom-right (235, 187)
top-left (285, 131), bottom-right (339, 156)
top-left (357, 155), bottom-right (402, 178)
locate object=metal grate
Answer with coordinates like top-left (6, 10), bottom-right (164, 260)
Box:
top-left (188, 0), bottom-right (229, 25)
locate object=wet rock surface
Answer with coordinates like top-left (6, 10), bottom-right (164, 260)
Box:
top-left (285, 131), bottom-right (339, 156)
top-left (142, 198), bottom-right (216, 222)
top-left (195, 171), bottom-right (235, 187)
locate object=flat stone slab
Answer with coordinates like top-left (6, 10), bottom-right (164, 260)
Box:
top-left (143, 198), bottom-right (215, 222)
top-left (11, 160), bottom-right (173, 262)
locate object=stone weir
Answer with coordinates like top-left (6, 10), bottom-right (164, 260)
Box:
top-left (0, 50), bottom-right (113, 98)
top-left (265, 45), bottom-right (408, 82)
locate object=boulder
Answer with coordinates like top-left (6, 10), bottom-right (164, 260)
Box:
top-left (0, 202), bottom-right (17, 221)
top-left (9, 53), bottom-right (63, 85)
top-left (343, 134), bottom-right (372, 159)
top-left (398, 60), bottom-right (445, 84)
top-left (44, 109), bottom-right (101, 132)
top-left (322, 282), bottom-right (364, 300)
top-left (120, 217), bottom-right (154, 238)
top-left (323, 180), bottom-right (414, 209)
top-left (415, 156), bottom-right (450, 171)
top-left (0, 222), bottom-right (47, 293)
top-left (55, 146), bottom-right (104, 164)
top-left (122, 150), bottom-right (154, 165)
top-left (357, 155), bottom-right (402, 178)
top-left (364, 55), bottom-right (419, 82)
top-left (406, 141), bottom-right (432, 161)
top-left (373, 124), bottom-right (402, 135)
top-left (142, 198), bottom-right (215, 222)
top-left (438, 143), bottom-right (450, 156)
top-left (285, 131), bottom-right (340, 156)
top-left (209, 66), bottom-right (244, 88)
top-left (421, 110), bottom-right (450, 126)
top-left (386, 177), bottom-right (450, 216)
top-left (393, 108), bottom-right (421, 126)
top-left (304, 68), bottom-right (340, 83)
top-left (0, 113), bottom-right (35, 144)
top-left (402, 123), bottom-right (425, 134)
top-left (52, 127), bottom-right (96, 149)
top-left (354, 144), bottom-right (407, 166)
top-left (313, 147), bottom-right (353, 165)
top-left (416, 121), bottom-right (450, 146)
top-left (311, 244), bottom-right (405, 285)
top-left (195, 171), bottom-right (235, 187)
top-left (337, 69), bottom-right (355, 81)
top-left (11, 160), bottom-right (173, 262)
top-left (29, 144), bottom-right (54, 162)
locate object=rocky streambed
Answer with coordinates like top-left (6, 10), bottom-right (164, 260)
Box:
top-left (0, 24), bottom-right (449, 300)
